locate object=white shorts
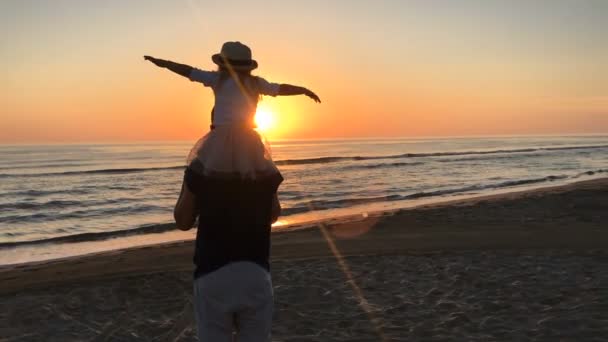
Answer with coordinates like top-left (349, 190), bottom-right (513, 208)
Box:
top-left (193, 261), bottom-right (273, 342)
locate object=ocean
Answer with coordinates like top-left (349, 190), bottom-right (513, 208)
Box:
top-left (1, 135), bottom-right (607, 264)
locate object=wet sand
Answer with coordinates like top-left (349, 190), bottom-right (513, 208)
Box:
top-left (1, 178), bottom-right (607, 341)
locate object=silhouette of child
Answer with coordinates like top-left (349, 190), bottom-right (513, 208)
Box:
top-left (144, 41), bottom-right (320, 179)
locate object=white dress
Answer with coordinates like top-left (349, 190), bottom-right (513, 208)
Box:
top-left (186, 69), bottom-right (281, 179)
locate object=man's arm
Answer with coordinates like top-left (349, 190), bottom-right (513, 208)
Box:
top-left (174, 181), bottom-right (198, 230)
top-left (271, 193), bottom-right (281, 224)
top-left (278, 84), bottom-right (321, 103)
top-left (144, 55), bottom-right (193, 78)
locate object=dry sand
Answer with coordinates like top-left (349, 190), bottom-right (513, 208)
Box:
top-left (1, 178), bottom-right (607, 341)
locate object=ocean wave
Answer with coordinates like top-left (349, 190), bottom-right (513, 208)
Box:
top-left (283, 174), bottom-right (576, 213)
top-left (0, 185), bottom-right (144, 199)
top-left (0, 199), bottom-right (83, 211)
top-left (0, 165), bottom-right (185, 179)
top-left (573, 169), bottom-right (607, 178)
top-left (0, 203), bottom-right (167, 224)
top-left (274, 144), bottom-right (608, 166)
top-left (0, 162), bottom-right (91, 171)
top-left (0, 197), bottom-right (142, 211)
top-left (0, 223), bottom-right (176, 248)
top-left (343, 161), bottom-right (424, 170)
top-left (438, 152), bottom-right (545, 163)
top-left (0, 188), bottom-right (95, 198)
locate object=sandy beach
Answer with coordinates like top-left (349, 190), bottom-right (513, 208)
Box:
top-left (1, 178), bottom-right (607, 341)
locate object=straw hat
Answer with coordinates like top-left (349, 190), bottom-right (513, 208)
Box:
top-left (212, 41), bottom-right (258, 71)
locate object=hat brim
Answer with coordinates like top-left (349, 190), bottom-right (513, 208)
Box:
top-left (212, 54), bottom-right (258, 71)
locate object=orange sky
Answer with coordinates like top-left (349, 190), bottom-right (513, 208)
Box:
top-left (1, 0), bottom-right (607, 143)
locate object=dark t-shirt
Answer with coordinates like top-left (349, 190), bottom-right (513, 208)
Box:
top-left (184, 167), bottom-right (283, 279)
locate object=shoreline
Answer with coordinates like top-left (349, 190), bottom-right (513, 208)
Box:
top-left (1, 176), bottom-right (607, 295)
top-left (1, 173), bottom-right (606, 265)
top-left (0, 174), bottom-right (605, 267)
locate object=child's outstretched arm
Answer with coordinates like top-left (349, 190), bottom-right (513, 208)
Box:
top-left (278, 84), bottom-right (321, 103)
top-left (143, 55), bottom-right (193, 78)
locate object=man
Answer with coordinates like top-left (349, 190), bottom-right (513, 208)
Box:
top-left (174, 166), bottom-right (282, 341)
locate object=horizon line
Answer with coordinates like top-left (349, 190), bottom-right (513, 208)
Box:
top-left (1, 132), bottom-right (608, 146)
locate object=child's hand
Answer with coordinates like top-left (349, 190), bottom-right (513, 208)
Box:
top-left (305, 89), bottom-right (321, 103)
top-left (143, 55), bottom-right (160, 66)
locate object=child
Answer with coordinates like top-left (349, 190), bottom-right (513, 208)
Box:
top-left (144, 41), bottom-right (320, 179)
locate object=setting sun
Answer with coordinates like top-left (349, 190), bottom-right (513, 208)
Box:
top-left (255, 106), bottom-right (276, 132)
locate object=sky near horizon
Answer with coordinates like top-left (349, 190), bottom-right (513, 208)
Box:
top-left (1, 0), bottom-right (607, 143)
